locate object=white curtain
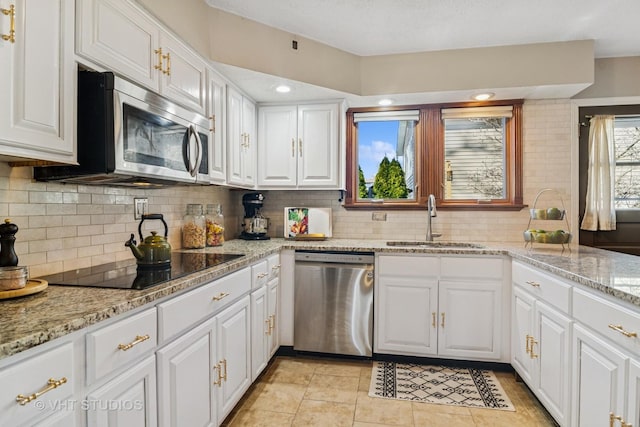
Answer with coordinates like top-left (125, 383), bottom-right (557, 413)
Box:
top-left (581, 115), bottom-right (617, 231)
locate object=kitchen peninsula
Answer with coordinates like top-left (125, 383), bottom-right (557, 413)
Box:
top-left (1, 239), bottom-right (639, 426)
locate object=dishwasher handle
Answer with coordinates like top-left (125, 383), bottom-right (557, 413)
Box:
top-left (295, 251), bottom-right (374, 264)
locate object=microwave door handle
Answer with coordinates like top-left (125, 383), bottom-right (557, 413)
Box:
top-left (183, 125), bottom-right (199, 178)
top-left (190, 125), bottom-right (202, 178)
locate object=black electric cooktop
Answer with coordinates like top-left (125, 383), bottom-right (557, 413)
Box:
top-left (36, 252), bottom-right (245, 290)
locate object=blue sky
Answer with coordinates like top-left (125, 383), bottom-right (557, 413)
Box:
top-left (358, 121), bottom-right (399, 181)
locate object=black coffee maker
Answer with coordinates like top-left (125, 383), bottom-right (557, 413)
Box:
top-left (240, 193), bottom-right (270, 240)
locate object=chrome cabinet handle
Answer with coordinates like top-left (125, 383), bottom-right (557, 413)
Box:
top-left (16, 377), bottom-right (67, 406)
top-left (1, 4), bottom-right (15, 43)
top-left (118, 334), bottom-right (150, 351)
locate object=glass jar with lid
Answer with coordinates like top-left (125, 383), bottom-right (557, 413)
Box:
top-left (206, 204), bottom-right (225, 246)
top-left (182, 204), bottom-right (206, 249)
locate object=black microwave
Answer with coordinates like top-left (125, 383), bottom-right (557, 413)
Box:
top-left (34, 71), bottom-right (210, 186)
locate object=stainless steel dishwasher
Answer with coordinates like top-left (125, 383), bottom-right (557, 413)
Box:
top-left (294, 251), bottom-right (374, 357)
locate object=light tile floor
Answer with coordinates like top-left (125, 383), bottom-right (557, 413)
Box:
top-left (223, 356), bottom-right (558, 426)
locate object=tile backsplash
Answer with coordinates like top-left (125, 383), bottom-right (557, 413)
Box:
top-left (0, 99), bottom-right (572, 277)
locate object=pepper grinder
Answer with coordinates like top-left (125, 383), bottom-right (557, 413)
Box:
top-left (0, 218), bottom-right (19, 267)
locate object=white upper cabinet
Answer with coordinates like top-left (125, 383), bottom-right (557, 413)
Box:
top-left (0, 0), bottom-right (75, 163)
top-left (77, 0), bottom-right (207, 115)
top-left (227, 86), bottom-right (256, 188)
top-left (258, 103), bottom-right (340, 188)
top-left (207, 67), bottom-right (226, 184)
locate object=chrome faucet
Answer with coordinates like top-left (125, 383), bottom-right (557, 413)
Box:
top-left (426, 194), bottom-right (441, 241)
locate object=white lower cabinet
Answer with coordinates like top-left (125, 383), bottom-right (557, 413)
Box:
top-left (86, 355), bottom-right (157, 427)
top-left (157, 317), bottom-right (217, 427)
top-left (571, 324), bottom-right (628, 427)
top-left (438, 280), bottom-right (502, 360)
top-left (216, 296), bottom-right (252, 423)
top-left (267, 278), bottom-right (279, 358)
top-left (512, 286), bottom-right (571, 426)
top-left (628, 359), bottom-right (640, 427)
top-left (251, 285), bottom-right (269, 381)
top-left (375, 254), bottom-right (507, 362)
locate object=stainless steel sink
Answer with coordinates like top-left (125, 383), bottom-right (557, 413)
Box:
top-left (386, 241), bottom-right (485, 248)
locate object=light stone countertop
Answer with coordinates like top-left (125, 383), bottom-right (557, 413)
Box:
top-left (0, 238), bottom-right (639, 361)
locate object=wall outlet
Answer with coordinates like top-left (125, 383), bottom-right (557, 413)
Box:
top-left (372, 212), bottom-right (387, 221)
top-left (134, 197), bottom-right (148, 220)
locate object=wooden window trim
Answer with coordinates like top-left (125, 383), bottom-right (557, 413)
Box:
top-left (344, 100), bottom-right (525, 211)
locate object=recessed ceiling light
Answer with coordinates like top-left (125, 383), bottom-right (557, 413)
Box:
top-left (378, 98), bottom-right (394, 106)
top-left (275, 84), bottom-right (291, 93)
top-left (472, 92), bottom-right (494, 101)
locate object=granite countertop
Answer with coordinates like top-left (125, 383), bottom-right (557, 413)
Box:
top-left (1, 238), bottom-right (639, 361)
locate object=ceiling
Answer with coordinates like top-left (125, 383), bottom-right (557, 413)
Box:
top-left (206, 0), bottom-right (640, 105)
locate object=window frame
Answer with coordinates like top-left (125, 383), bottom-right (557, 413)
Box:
top-left (344, 100), bottom-right (525, 210)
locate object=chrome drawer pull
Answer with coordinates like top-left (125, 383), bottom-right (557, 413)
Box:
top-left (118, 334), bottom-right (150, 351)
top-left (608, 324), bottom-right (638, 338)
top-left (212, 292), bottom-right (229, 301)
top-left (526, 280), bottom-right (541, 288)
top-left (16, 377), bottom-right (67, 405)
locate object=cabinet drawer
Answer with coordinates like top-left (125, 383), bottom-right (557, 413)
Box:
top-left (441, 256), bottom-right (503, 279)
top-left (573, 287), bottom-right (640, 357)
top-left (252, 260), bottom-right (269, 290)
top-left (512, 261), bottom-right (571, 313)
top-left (87, 307), bottom-right (157, 385)
top-left (267, 254), bottom-right (281, 280)
top-left (378, 255), bottom-right (439, 277)
top-left (0, 342), bottom-right (75, 426)
top-left (158, 267), bottom-right (251, 343)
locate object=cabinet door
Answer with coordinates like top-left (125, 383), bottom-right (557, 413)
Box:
top-left (512, 286), bottom-right (535, 385)
top-left (267, 278), bottom-right (279, 358)
top-left (250, 286), bottom-right (268, 381)
top-left (157, 317), bottom-right (216, 427)
top-left (226, 86), bottom-right (244, 186)
top-left (216, 296), bottom-right (251, 423)
top-left (241, 96), bottom-right (257, 186)
top-left (87, 355), bottom-right (157, 427)
top-left (297, 104), bottom-right (339, 188)
top-left (207, 69), bottom-right (226, 184)
top-left (159, 31), bottom-right (207, 115)
top-left (438, 280), bottom-right (502, 360)
top-left (257, 105), bottom-right (298, 187)
top-left (628, 358), bottom-right (640, 427)
top-left (375, 276), bottom-right (438, 356)
top-left (76, 0), bottom-right (160, 91)
top-left (0, 0), bottom-right (75, 162)
top-left (572, 324), bottom-right (627, 427)
top-left (535, 300), bottom-right (571, 427)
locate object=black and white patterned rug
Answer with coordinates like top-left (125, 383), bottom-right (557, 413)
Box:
top-left (369, 362), bottom-right (515, 411)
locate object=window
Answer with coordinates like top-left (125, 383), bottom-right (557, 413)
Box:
top-left (578, 104), bottom-right (640, 256)
top-left (613, 116), bottom-right (640, 208)
top-left (344, 101), bottom-right (524, 209)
